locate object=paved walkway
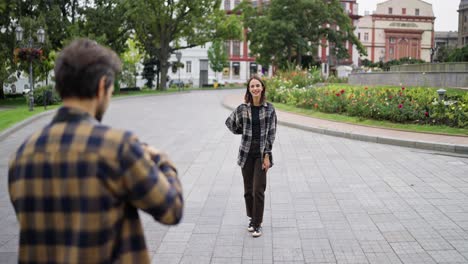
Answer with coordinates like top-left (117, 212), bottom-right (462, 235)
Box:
top-left (223, 94), bottom-right (468, 155)
top-left (1, 90), bottom-right (468, 263)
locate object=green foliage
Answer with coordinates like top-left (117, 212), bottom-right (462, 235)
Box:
top-left (435, 45), bottom-right (454, 62)
top-left (121, 38), bottom-right (144, 88)
top-left (79, 0), bottom-right (130, 54)
top-left (125, 0), bottom-right (242, 90)
top-left (362, 57), bottom-right (425, 71)
top-left (447, 46), bottom-right (468, 62)
top-left (1, 0), bottom-right (130, 99)
top-left (208, 40), bottom-right (229, 79)
top-left (142, 57), bottom-right (158, 89)
top-left (236, 0), bottom-right (366, 69)
top-left (30, 85), bottom-right (61, 106)
top-left (266, 71), bottom-right (468, 128)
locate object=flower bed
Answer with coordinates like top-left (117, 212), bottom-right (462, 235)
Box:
top-left (266, 73), bottom-right (468, 128)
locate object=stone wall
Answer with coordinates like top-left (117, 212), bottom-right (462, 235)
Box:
top-left (349, 72), bottom-right (468, 88)
top-left (390, 62), bottom-right (468, 72)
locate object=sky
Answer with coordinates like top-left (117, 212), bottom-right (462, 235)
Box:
top-left (357, 0), bottom-right (460, 32)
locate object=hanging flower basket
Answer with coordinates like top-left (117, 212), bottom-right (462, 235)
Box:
top-left (14, 48), bottom-right (44, 62)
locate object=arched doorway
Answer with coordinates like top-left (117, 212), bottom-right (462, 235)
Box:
top-left (398, 38), bottom-right (409, 58)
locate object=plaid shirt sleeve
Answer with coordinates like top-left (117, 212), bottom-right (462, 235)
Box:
top-left (225, 105), bottom-right (243, 135)
top-left (120, 133), bottom-right (184, 224)
top-left (264, 104), bottom-right (277, 156)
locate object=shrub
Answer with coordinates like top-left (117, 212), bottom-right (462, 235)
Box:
top-left (266, 73), bottom-right (468, 128)
top-left (30, 85), bottom-right (61, 106)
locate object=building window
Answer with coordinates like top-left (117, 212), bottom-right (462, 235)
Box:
top-left (224, 0), bottom-right (231, 10)
top-left (388, 7), bottom-right (393, 14)
top-left (224, 41), bottom-right (231, 56)
top-left (341, 2), bottom-right (346, 12)
top-left (358, 33), bottom-right (361, 40)
top-left (186, 61), bottom-right (191, 73)
top-left (252, 0), bottom-right (258, 8)
top-left (465, 15), bottom-right (467, 23)
top-left (415, 9), bottom-right (420, 16)
top-left (364, 32), bottom-right (369, 41)
top-left (232, 40), bottom-right (241, 56)
top-left (232, 62), bottom-right (240, 77)
top-left (390, 37), bottom-right (396, 44)
top-left (389, 47), bottom-right (394, 55)
top-left (402, 8), bottom-right (406, 15)
top-left (234, 0), bottom-right (240, 7)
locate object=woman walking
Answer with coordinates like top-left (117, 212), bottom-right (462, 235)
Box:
top-left (225, 76), bottom-right (277, 237)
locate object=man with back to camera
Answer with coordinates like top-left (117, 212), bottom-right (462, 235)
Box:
top-left (8, 38), bottom-right (184, 264)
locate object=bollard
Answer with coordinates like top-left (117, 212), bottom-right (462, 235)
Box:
top-left (437, 89), bottom-right (446, 101)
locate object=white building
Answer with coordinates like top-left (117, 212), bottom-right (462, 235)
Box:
top-left (167, 0), bottom-right (272, 88)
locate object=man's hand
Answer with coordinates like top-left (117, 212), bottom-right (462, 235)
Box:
top-left (142, 144), bottom-right (177, 176)
top-left (262, 155), bottom-right (270, 172)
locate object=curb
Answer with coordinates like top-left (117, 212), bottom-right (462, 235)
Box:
top-left (221, 100), bottom-right (468, 155)
top-left (0, 110), bottom-right (55, 142)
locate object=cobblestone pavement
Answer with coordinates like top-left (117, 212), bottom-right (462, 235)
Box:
top-left (1, 90), bottom-right (468, 264)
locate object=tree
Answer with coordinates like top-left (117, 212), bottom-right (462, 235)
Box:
top-left (236, 0), bottom-right (366, 69)
top-left (208, 40), bottom-right (229, 81)
top-left (125, 0), bottom-right (242, 90)
top-left (121, 38), bottom-right (144, 88)
top-left (79, 0), bottom-right (130, 54)
top-left (142, 57), bottom-right (158, 89)
top-left (435, 46), bottom-right (453, 62)
top-left (447, 46), bottom-right (468, 62)
top-left (0, 0), bottom-right (18, 99)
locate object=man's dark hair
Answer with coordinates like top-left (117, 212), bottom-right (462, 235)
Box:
top-left (54, 38), bottom-right (122, 99)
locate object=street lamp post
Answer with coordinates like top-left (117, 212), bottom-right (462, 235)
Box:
top-left (430, 46), bottom-right (438, 63)
top-left (15, 25), bottom-right (45, 111)
top-left (175, 51), bottom-right (182, 91)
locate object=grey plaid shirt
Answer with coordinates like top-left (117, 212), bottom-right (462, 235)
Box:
top-left (225, 102), bottom-right (277, 168)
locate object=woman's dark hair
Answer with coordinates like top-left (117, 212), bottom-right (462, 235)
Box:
top-left (244, 75), bottom-right (266, 104)
top-left (54, 38), bottom-right (122, 99)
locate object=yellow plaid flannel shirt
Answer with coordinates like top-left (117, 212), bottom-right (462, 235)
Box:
top-left (8, 107), bottom-right (184, 264)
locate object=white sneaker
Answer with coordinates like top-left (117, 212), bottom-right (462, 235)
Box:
top-left (247, 219), bottom-right (254, 232)
top-left (252, 226), bottom-right (262, 237)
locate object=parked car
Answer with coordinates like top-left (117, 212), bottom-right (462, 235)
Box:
top-left (3, 76), bottom-right (31, 95)
top-left (168, 79), bottom-right (184, 88)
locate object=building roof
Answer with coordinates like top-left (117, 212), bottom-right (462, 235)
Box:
top-left (435, 31), bottom-right (459, 39)
top-left (461, 0), bottom-right (468, 9)
top-left (375, 0), bottom-right (434, 17)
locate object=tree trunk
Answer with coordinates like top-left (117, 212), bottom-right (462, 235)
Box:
top-left (296, 52), bottom-right (302, 67)
top-left (160, 63), bottom-right (169, 91)
top-left (0, 80), bottom-right (5, 99)
top-left (156, 71), bottom-right (160, 90)
top-left (71, 0), bottom-right (78, 24)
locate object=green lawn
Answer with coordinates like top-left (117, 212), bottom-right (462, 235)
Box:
top-left (274, 102), bottom-right (468, 136)
top-left (0, 96), bottom-right (61, 132)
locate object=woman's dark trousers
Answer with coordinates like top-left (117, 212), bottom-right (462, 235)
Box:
top-left (241, 141), bottom-right (267, 227)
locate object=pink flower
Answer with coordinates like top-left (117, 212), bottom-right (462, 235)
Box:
top-left (425, 111), bottom-right (429, 117)
top-left (402, 87), bottom-right (405, 90)
top-left (340, 89), bottom-right (345, 94)
top-left (336, 93), bottom-right (341, 97)
top-left (398, 104), bottom-right (403, 109)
